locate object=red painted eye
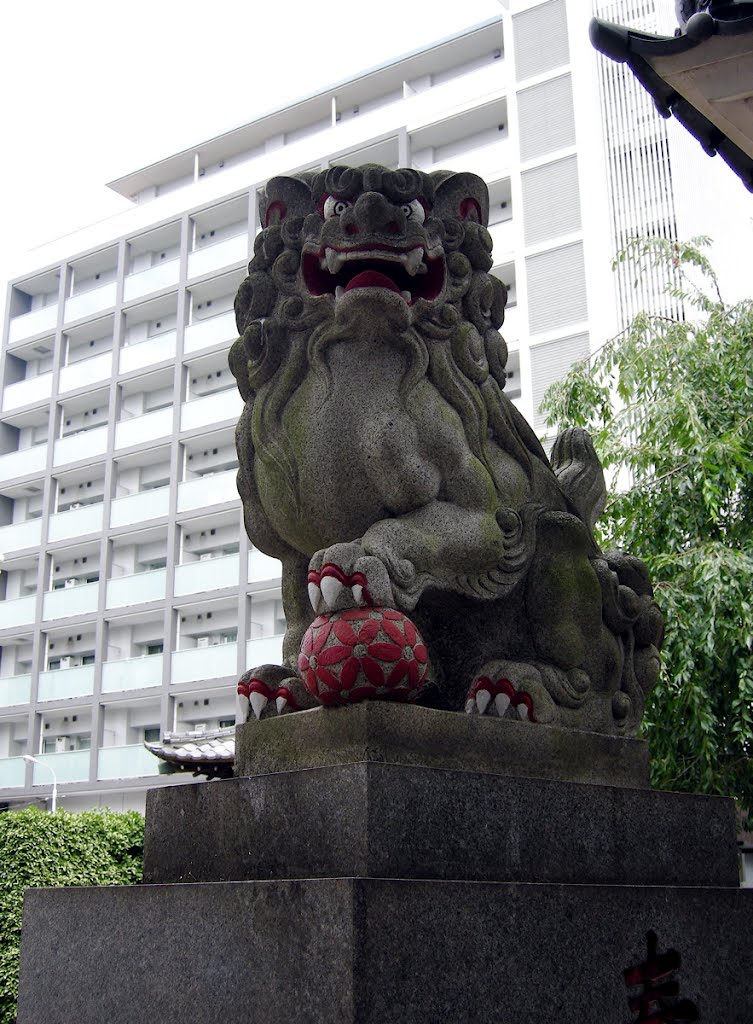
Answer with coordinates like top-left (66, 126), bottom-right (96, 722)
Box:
top-left (323, 195), bottom-right (352, 219)
top-left (459, 198), bottom-right (482, 222)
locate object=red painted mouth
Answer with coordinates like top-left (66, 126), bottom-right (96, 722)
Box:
top-left (345, 270), bottom-right (401, 294)
top-left (302, 245), bottom-right (445, 305)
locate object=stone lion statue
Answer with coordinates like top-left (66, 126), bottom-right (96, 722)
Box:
top-left (228, 164), bottom-right (663, 736)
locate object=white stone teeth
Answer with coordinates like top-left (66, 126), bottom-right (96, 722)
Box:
top-left (250, 692), bottom-right (268, 720)
top-left (465, 698), bottom-right (475, 715)
top-left (401, 247), bottom-right (424, 276)
top-left (308, 581), bottom-right (324, 613)
top-left (325, 247), bottom-right (344, 273)
top-left (400, 290), bottom-right (412, 303)
top-left (351, 583), bottom-right (364, 606)
top-left (335, 285), bottom-right (345, 300)
top-left (494, 693), bottom-right (511, 718)
top-left (276, 695), bottom-right (289, 715)
top-left (236, 691), bottom-right (250, 724)
top-left (475, 689), bottom-right (492, 715)
top-left (319, 255), bottom-right (328, 270)
top-left (320, 575), bottom-right (343, 608)
top-left (517, 703), bottom-right (530, 721)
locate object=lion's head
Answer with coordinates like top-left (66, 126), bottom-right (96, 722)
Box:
top-left (230, 165), bottom-right (553, 515)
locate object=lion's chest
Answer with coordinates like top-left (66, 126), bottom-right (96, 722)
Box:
top-left (260, 345), bottom-right (443, 551)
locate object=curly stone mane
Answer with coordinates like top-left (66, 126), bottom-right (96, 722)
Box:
top-left (229, 167), bottom-right (554, 521)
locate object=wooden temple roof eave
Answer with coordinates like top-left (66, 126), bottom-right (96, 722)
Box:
top-left (589, 12), bottom-right (753, 192)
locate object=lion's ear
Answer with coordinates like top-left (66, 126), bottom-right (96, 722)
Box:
top-left (260, 176), bottom-right (316, 227)
top-left (431, 171), bottom-right (489, 227)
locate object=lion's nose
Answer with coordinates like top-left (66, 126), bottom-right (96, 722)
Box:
top-left (349, 191), bottom-right (405, 236)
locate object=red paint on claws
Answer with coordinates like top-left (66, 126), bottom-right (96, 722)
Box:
top-left (237, 678), bottom-right (301, 711)
top-left (467, 675), bottom-right (537, 722)
top-left (308, 564), bottom-right (373, 606)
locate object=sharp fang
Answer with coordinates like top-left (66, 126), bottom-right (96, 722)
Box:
top-left (494, 693), bottom-right (511, 718)
top-left (517, 704), bottom-right (530, 721)
top-left (319, 255), bottom-right (328, 270)
top-left (465, 699), bottom-right (475, 715)
top-left (476, 689), bottom-right (492, 715)
top-left (351, 583), bottom-right (364, 606)
top-left (400, 290), bottom-right (412, 303)
top-left (308, 582), bottom-right (323, 613)
top-left (276, 695), bottom-right (288, 715)
top-left (401, 248), bottom-right (424, 276)
top-left (325, 247), bottom-right (344, 273)
top-left (250, 692), bottom-right (268, 720)
top-left (335, 285), bottom-right (345, 300)
top-left (320, 575), bottom-right (343, 608)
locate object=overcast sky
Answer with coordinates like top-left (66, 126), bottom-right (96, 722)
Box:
top-left (0, 0), bottom-right (501, 296)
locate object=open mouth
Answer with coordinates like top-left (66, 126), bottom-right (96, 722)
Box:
top-left (302, 245), bottom-right (445, 305)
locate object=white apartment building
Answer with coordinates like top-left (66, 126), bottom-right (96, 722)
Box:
top-left (0, 1), bottom-right (745, 813)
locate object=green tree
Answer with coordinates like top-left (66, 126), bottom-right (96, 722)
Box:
top-left (543, 237), bottom-right (753, 814)
top-left (0, 807), bottom-right (143, 1024)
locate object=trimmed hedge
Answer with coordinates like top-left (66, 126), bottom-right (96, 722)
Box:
top-left (0, 807), bottom-right (144, 1024)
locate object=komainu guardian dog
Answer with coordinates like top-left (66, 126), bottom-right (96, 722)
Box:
top-left (229, 165), bottom-right (663, 735)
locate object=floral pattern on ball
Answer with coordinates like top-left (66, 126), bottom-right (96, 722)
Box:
top-left (299, 608), bottom-right (429, 706)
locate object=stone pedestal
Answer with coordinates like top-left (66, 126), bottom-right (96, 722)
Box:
top-left (16, 705), bottom-right (753, 1022)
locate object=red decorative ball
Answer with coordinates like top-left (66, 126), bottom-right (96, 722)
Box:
top-left (299, 607), bottom-right (429, 707)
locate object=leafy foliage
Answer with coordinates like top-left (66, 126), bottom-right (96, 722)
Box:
top-left (0, 807), bottom-right (143, 1023)
top-left (543, 237), bottom-right (753, 815)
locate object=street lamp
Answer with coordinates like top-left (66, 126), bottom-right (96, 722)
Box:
top-left (23, 755), bottom-right (58, 813)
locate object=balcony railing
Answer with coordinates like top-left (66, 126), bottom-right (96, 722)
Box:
top-left (187, 234), bottom-right (248, 281)
top-left (176, 469), bottom-right (238, 513)
top-left (115, 407), bottom-right (173, 450)
top-left (64, 282), bottom-right (117, 323)
top-left (181, 388), bottom-right (242, 432)
top-left (488, 218), bottom-right (515, 261)
top-left (119, 330), bottom-right (177, 375)
top-left (58, 351), bottom-right (113, 395)
top-left (171, 642), bottom-right (238, 684)
top-left (123, 258), bottom-right (180, 302)
top-left (174, 553), bottom-right (240, 596)
top-left (0, 595), bottom-right (36, 630)
top-left (8, 304), bottom-right (58, 345)
top-left (0, 518), bottom-right (42, 555)
top-left (248, 548), bottom-right (281, 584)
top-left (0, 757), bottom-right (26, 788)
top-left (32, 749), bottom-right (90, 784)
top-left (2, 372), bottom-right (53, 411)
top-left (183, 310), bottom-right (237, 354)
top-left (0, 444), bottom-right (47, 483)
top-left (42, 581), bottom-right (99, 621)
top-left (246, 634), bottom-right (284, 667)
top-left (37, 663), bottom-right (95, 701)
top-left (48, 502), bottom-right (103, 543)
top-left (53, 425), bottom-right (108, 468)
top-left (110, 486), bottom-right (170, 529)
top-left (407, 60), bottom-right (506, 130)
top-left (101, 653), bottom-right (164, 693)
top-left (106, 568), bottom-right (167, 609)
top-left (98, 744), bottom-right (162, 780)
top-left (0, 674), bottom-right (32, 706)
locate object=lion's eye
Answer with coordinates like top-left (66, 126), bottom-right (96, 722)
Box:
top-left (323, 196), bottom-right (351, 219)
top-left (402, 199), bottom-right (426, 224)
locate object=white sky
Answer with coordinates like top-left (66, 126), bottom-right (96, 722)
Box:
top-left (0, 0), bottom-right (501, 296)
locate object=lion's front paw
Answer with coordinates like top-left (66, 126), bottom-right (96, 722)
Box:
top-left (237, 665), bottom-right (315, 722)
top-left (308, 542), bottom-right (398, 613)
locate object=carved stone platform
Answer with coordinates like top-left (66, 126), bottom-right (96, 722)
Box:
top-left (16, 706), bottom-right (753, 1023)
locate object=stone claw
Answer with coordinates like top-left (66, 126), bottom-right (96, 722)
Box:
top-left (237, 667), bottom-right (313, 722)
top-left (465, 667), bottom-right (538, 723)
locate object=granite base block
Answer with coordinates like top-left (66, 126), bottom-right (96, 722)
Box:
top-left (233, 701), bottom-right (650, 788)
top-left (18, 877), bottom-right (753, 1024)
top-left (144, 762), bottom-right (739, 888)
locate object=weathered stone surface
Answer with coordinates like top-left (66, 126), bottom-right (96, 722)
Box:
top-left (225, 164), bottom-right (663, 742)
top-left (233, 701), bottom-right (650, 787)
top-left (18, 878), bottom-right (753, 1023)
top-left (144, 760), bottom-right (738, 887)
